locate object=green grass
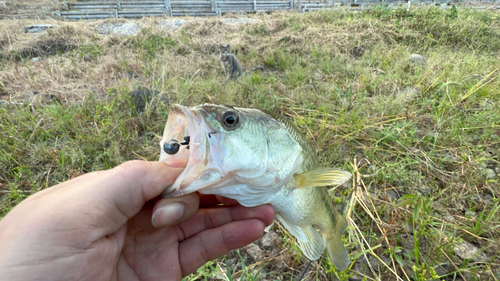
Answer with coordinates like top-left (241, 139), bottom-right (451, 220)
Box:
top-left (1, 6), bottom-right (500, 280)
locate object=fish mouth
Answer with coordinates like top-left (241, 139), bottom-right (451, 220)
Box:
top-left (159, 105), bottom-right (222, 197)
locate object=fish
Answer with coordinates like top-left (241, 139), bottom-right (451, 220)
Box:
top-left (158, 104), bottom-right (352, 271)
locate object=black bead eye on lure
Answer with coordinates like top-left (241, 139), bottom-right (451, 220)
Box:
top-left (163, 139), bottom-right (180, 155)
top-left (164, 136), bottom-right (190, 155)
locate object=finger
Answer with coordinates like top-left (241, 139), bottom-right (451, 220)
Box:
top-left (151, 193), bottom-right (200, 228)
top-left (179, 219), bottom-right (266, 277)
top-left (174, 204), bottom-right (275, 241)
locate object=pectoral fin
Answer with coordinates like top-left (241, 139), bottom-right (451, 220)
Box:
top-left (293, 168), bottom-right (351, 189)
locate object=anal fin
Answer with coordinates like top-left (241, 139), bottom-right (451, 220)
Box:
top-left (276, 214), bottom-right (326, 260)
top-left (299, 225), bottom-right (326, 260)
top-left (276, 214), bottom-right (307, 242)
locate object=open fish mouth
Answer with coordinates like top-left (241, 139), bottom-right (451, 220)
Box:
top-left (159, 105), bottom-right (223, 197)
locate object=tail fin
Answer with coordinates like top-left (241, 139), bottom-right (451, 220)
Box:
top-left (324, 215), bottom-right (350, 271)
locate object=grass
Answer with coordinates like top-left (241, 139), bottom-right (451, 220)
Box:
top-left (1, 6), bottom-right (500, 280)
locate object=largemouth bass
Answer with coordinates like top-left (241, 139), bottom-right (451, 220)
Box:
top-left (159, 104), bottom-right (352, 271)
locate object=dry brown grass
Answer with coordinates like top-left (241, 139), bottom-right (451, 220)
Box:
top-left (0, 13), bottom-right (376, 104)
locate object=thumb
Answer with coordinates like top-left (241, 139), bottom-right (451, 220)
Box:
top-left (91, 160), bottom-right (186, 232)
top-left (151, 193), bottom-right (200, 228)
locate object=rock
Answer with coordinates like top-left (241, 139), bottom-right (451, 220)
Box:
top-left (453, 240), bottom-right (490, 263)
top-left (24, 91), bottom-right (58, 104)
top-left (465, 210), bottom-right (477, 220)
top-left (485, 239), bottom-right (500, 255)
top-left (243, 243), bottom-right (265, 260)
top-left (158, 19), bottom-right (190, 31)
top-left (260, 230), bottom-right (279, 249)
top-left (351, 249), bottom-right (366, 263)
top-left (409, 54), bottom-right (426, 66)
top-left (381, 255), bottom-right (392, 267)
top-left (31, 57), bottom-right (41, 63)
top-left (434, 263), bottom-right (450, 279)
top-left (442, 212), bottom-right (456, 223)
top-left (221, 18), bottom-right (259, 26)
top-left (443, 152), bottom-right (458, 162)
top-left (127, 71), bottom-right (139, 80)
top-left (419, 185), bottom-right (431, 196)
top-left (368, 256), bottom-right (380, 269)
top-left (349, 46), bottom-right (365, 58)
top-left (96, 22), bottom-right (140, 36)
top-left (24, 90), bottom-right (37, 102)
top-left (485, 168), bottom-right (496, 179)
top-left (400, 233), bottom-right (415, 252)
top-left (397, 87), bottom-right (418, 101)
top-left (385, 189), bottom-right (399, 202)
top-left (276, 252), bottom-right (291, 269)
top-left (24, 24), bottom-right (58, 33)
top-left (129, 89), bottom-right (158, 113)
top-left (349, 262), bottom-right (367, 280)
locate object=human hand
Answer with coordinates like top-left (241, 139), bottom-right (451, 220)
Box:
top-left (0, 160), bottom-right (275, 281)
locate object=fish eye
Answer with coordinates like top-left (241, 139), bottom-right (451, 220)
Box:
top-left (221, 111), bottom-right (239, 128)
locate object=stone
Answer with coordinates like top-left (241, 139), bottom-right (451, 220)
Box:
top-left (31, 57), bottom-right (41, 63)
top-left (433, 263), bottom-right (450, 279)
top-left (385, 189), bottom-right (399, 202)
top-left (485, 168), bottom-right (496, 179)
top-left (442, 212), bottom-right (456, 223)
top-left (349, 262), bottom-right (367, 280)
top-left (243, 243), bottom-right (265, 260)
top-left (409, 54), bottom-right (426, 66)
top-left (397, 87), bottom-right (418, 101)
top-left (368, 256), bottom-right (380, 269)
top-left (400, 234), bottom-right (415, 251)
top-left (24, 90), bottom-right (37, 101)
top-left (349, 46), bottom-right (365, 58)
top-left (96, 22), bottom-right (140, 36)
top-left (260, 230), bottom-right (279, 249)
top-left (24, 24), bottom-right (58, 33)
top-left (129, 89), bottom-right (158, 113)
top-left (221, 18), bottom-right (259, 26)
top-left (453, 240), bottom-right (490, 263)
top-left (158, 20), bottom-right (190, 31)
top-left (380, 255), bottom-right (392, 267)
top-left (465, 210), bottom-right (477, 220)
top-left (419, 185), bottom-right (431, 196)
